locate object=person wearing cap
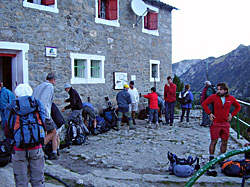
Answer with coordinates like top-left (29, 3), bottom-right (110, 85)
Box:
top-left (200, 80), bottom-right (216, 127)
top-left (0, 81), bottom-right (15, 129)
top-left (128, 81), bottom-right (139, 125)
top-left (116, 84), bottom-right (135, 130)
top-left (61, 83), bottom-right (83, 122)
top-left (5, 84), bottom-right (46, 187)
top-left (33, 72), bottom-right (58, 160)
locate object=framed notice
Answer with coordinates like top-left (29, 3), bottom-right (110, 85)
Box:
top-left (45, 47), bottom-right (57, 57)
top-left (114, 72), bottom-right (128, 90)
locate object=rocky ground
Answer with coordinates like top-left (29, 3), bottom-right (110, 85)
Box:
top-left (1, 109), bottom-right (250, 186)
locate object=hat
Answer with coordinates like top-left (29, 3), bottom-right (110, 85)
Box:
top-left (205, 81), bottom-right (211, 86)
top-left (124, 84), bottom-right (129, 88)
top-left (46, 72), bottom-right (56, 80)
top-left (15, 84), bottom-right (33, 97)
top-left (64, 83), bottom-right (71, 89)
top-left (130, 81), bottom-right (134, 85)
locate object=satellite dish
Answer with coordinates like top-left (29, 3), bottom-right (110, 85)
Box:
top-left (131, 0), bottom-right (148, 16)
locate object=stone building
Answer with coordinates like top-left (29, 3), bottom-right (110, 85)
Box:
top-left (0, 0), bottom-right (175, 110)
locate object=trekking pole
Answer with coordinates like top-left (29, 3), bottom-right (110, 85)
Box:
top-left (185, 146), bottom-right (250, 187)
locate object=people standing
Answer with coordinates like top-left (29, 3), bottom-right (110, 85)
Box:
top-left (33, 72), bottom-right (58, 160)
top-left (200, 81), bottom-right (216, 126)
top-left (164, 76), bottom-right (177, 126)
top-left (0, 82), bottom-right (15, 129)
top-left (116, 84), bottom-right (135, 130)
top-left (179, 84), bottom-right (193, 124)
top-left (143, 87), bottom-right (159, 127)
top-left (5, 84), bottom-right (46, 187)
top-left (202, 82), bottom-right (241, 163)
top-left (128, 81), bottom-right (139, 125)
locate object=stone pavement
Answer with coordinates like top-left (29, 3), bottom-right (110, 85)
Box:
top-left (1, 109), bottom-right (250, 187)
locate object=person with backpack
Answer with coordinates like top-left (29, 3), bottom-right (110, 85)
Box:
top-left (164, 76), bottom-right (177, 126)
top-left (33, 72), bottom-right (58, 160)
top-left (200, 81), bottom-right (216, 127)
top-left (143, 87), bottom-right (159, 128)
top-left (179, 84), bottom-right (193, 124)
top-left (82, 102), bottom-right (98, 135)
top-left (116, 84), bottom-right (135, 131)
top-left (0, 81), bottom-right (15, 129)
top-left (202, 82), bottom-right (241, 165)
top-left (5, 84), bottom-right (46, 187)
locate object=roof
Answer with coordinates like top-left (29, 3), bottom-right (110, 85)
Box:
top-left (143, 0), bottom-right (178, 11)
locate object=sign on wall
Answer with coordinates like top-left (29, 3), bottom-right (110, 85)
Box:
top-left (114, 72), bottom-right (128, 90)
top-left (45, 47), bottom-right (57, 57)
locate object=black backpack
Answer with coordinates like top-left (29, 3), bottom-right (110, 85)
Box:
top-left (66, 117), bottom-right (86, 145)
top-left (0, 139), bottom-right (12, 167)
top-left (179, 91), bottom-right (190, 105)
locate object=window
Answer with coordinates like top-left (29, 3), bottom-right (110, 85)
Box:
top-left (142, 5), bottom-right (159, 36)
top-left (95, 0), bottom-right (120, 27)
top-left (70, 53), bottom-right (105, 84)
top-left (150, 60), bottom-right (160, 82)
top-left (23, 0), bottom-right (59, 13)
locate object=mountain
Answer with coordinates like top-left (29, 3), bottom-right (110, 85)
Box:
top-left (172, 44), bottom-right (250, 99)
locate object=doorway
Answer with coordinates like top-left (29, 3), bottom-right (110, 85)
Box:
top-left (0, 56), bottom-right (13, 91)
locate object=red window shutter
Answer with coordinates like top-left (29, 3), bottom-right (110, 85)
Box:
top-left (98, 0), bottom-right (101, 18)
top-left (41, 0), bottom-right (55, 5)
top-left (106, 0), bottom-right (118, 20)
top-left (144, 13), bottom-right (148, 29)
top-left (148, 12), bottom-right (158, 30)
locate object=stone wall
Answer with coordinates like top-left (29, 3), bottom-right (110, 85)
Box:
top-left (0, 0), bottom-right (173, 112)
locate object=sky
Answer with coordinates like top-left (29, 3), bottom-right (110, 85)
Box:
top-left (161, 0), bottom-right (250, 63)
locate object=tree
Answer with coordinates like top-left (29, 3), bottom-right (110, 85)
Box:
top-left (173, 75), bottom-right (184, 92)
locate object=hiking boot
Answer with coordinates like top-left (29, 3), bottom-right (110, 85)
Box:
top-left (57, 149), bottom-right (60, 156)
top-left (93, 128), bottom-right (99, 135)
top-left (170, 123), bottom-right (173, 126)
top-left (133, 119), bottom-right (136, 125)
top-left (209, 156), bottom-right (215, 169)
top-left (49, 153), bottom-right (58, 160)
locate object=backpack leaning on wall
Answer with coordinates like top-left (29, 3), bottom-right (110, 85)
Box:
top-left (8, 96), bottom-right (46, 149)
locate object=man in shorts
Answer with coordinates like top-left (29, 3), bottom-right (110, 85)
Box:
top-left (82, 102), bottom-right (98, 135)
top-left (202, 82), bottom-right (241, 163)
top-left (33, 72), bottom-right (58, 160)
top-left (128, 81), bottom-right (139, 125)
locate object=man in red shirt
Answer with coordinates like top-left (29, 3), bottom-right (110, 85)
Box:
top-left (202, 82), bottom-right (241, 163)
top-left (164, 76), bottom-right (177, 126)
top-left (143, 87), bottom-right (158, 127)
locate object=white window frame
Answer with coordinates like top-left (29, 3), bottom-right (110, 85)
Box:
top-left (95, 0), bottom-right (120, 27)
top-left (150, 60), bottom-right (160, 82)
top-left (70, 53), bottom-right (105, 84)
top-left (142, 4), bottom-right (159, 36)
top-left (23, 0), bottom-right (59, 14)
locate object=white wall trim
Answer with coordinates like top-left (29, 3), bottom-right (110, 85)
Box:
top-left (0, 41), bottom-right (29, 86)
top-left (23, 0), bottom-right (59, 14)
top-left (95, 0), bottom-right (120, 27)
top-left (142, 4), bottom-right (159, 36)
top-left (70, 53), bottom-right (105, 84)
top-left (149, 59), bottom-right (160, 82)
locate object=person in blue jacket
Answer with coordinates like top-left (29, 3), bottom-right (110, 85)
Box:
top-left (179, 84), bottom-right (193, 123)
top-left (0, 82), bottom-right (15, 128)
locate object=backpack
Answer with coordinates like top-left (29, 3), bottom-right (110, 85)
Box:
top-left (96, 116), bottom-right (110, 133)
top-left (66, 116), bottom-right (86, 145)
top-left (8, 96), bottom-right (45, 149)
top-left (0, 139), bottom-right (12, 167)
top-left (168, 152), bottom-right (198, 177)
top-left (179, 91), bottom-right (190, 105)
top-left (138, 109), bottom-right (148, 120)
top-left (103, 107), bottom-right (117, 128)
top-left (51, 102), bottom-right (65, 129)
top-left (206, 86), bottom-right (216, 98)
top-left (221, 159), bottom-right (250, 177)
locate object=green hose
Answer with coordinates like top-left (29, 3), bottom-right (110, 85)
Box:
top-left (185, 146), bottom-right (250, 187)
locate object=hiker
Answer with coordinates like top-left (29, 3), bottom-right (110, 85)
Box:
top-left (200, 81), bottom-right (216, 127)
top-left (61, 83), bottom-right (83, 122)
top-left (82, 102), bottom-right (98, 135)
top-left (116, 84), bottom-right (135, 130)
top-left (143, 87), bottom-right (159, 127)
top-left (33, 72), bottom-right (58, 160)
top-left (202, 82), bottom-right (241, 164)
top-left (179, 84), bottom-right (193, 124)
top-left (244, 127), bottom-right (250, 159)
top-left (158, 95), bottom-right (164, 122)
top-left (164, 76), bottom-right (177, 126)
top-left (128, 81), bottom-right (139, 125)
top-left (5, 84), bottom-right (46, 187)
top-left (0, 81), bottom-right (15, 129)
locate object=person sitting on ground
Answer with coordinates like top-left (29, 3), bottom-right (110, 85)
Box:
top-left (33, 72), bottom-right (58, 160)
top-left (179, 84), bottom-right (193, 124)
top-left (116, 84), bottom-right (135, 131)
top-left (82, 102), bottom-right (98, 135)
top-left (5, 84), bottom-right (46, 186)
top-left (143, 87), bottom-right (159, 127)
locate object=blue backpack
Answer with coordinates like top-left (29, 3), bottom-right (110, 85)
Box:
top-left (7, 96), bottom-right (45, 149)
